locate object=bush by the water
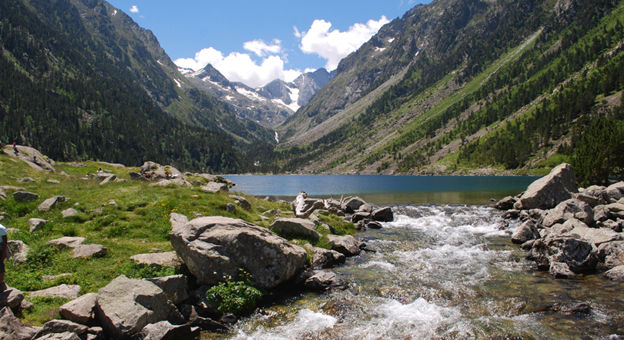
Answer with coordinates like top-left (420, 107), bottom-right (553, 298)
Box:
top-left (206, 279), bottom-right (263, 316)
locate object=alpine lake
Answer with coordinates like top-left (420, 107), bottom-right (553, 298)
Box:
top-left (210, 175), bottom-right (624, 339)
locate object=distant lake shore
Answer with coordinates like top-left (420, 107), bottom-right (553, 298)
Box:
top-left (224, 174), bottom-right (539, 205)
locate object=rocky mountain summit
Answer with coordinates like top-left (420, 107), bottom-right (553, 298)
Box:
top-left (185, 66), bottom-right (334, 127)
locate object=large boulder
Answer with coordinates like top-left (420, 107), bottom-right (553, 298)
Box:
top-left (515, 163), bottom-right (577, 210)
top-left (511, 220), bottom-right (539, 244)
top-left (38, 196), bottom-right (67, 212)
top-left (145, 275), bottom-right (189, 305)
top-left (542, 199), bottom-right (594, 227)
top-left (269, 218), bottom-right (320, 242)
top-left (33, 320), bottom-right (88, 340)
top-left (0, 287), bottom-right (25, 311)
top-left (59, 293), bottom-right (98, 325)
top-left (372, 207), bottom-right (394, 222)
top-left (326, 235), bottom-right (361, 256)
top-left (71, 244), bottom-right (107, 259)
top-left (170, 216), bottom-right (307, 289)
top-left (95, 275), bottom-right (180, 339)
top-left (29, 284), bottom-right (81, 300)
top-left (341, 197), bottom-right (367, 214)
top-left (547, 237), bottom-right (598, 274)
top-left (0, 307), bottom-right (40, 340)
top-left (304, 245), bottom-right (346, 269)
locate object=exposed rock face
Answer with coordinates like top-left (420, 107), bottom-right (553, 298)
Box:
top-left (515, 163), bottom-right (577, 210)
top-left (145, 275), bottom-right (189, 305)
top-left (71, 244), bottom-right (107, 259)
top-left (139, 321), bottom-right (194, 340)
top-left (0, 307), bottom-right (40, 340)
top-left (170, 216), bottom-right (307, 289)
top-left (200, 182), bottom-right (228, 193)
top-left (13, 191), bottom-right (40, 202)
top-left (327, 235), bottom-right (361, 256)
top-left (29, 284), bottom-right (81, 300)
top-left (49, 237), bottom-right (85, 248)
top-left (38, 196), bottom-right (67, 212)
top-left (59, 293), bottom-right (98, 325)
top-left (372, 207), bottom-right (394, 222)
top-left (95, 275), bottom-right (180, 339)
top-left (29, 218), bottom-right (48, 232)
top-left (341, 197), bottom-right (367, 214)
top-left (130, 252), bottom-right (183, 269)
top-left (33, 320), bottom-right (88, 340)
top-left (7, 240), bottom-right (30, 264)
top-left (269, 218), bottom-right (320, 242)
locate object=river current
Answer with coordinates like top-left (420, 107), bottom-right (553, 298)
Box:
top-left (220, 205), bottom-right (623, 339)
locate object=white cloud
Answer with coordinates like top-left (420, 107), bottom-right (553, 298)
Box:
top-left (297, 16), bottom-right (390, 71)
top-left (174, 47), bottom-right (301, 88)
top-left (243, 39), bottom-right (282, 57)
top-left (129, 5), bottom-right (139, 13)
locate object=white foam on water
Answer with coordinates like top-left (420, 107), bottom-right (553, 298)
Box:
top-left (232, 309), bottom-right (336, 340)
top-left (349, 297), bottom-right (465, 340)
top-left (360, 260), bottom-right (397, 271)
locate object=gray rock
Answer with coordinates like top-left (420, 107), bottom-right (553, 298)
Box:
top-left (130, 252), bottom-right (183, 269)
top-left (304, 270), bottom-right (347, 291)
top-left (200, 182), bottom-right (228, 193)
top-left (8, 240), bottom-right (30, 264)
top-left (139, 321), bottom-right (193, 340)
top-left (17, 177), bottom-right (35, 183)
top-left (306, 245), bottom-right (346, 269)
top-left (367, 221), bottom-right (383, 229)
top-left (269, 217), bottom-right (320, 242)
top-left (562, 219), bottom-right (621, 245)
top-left (169, 213), bottom-right (188, 231)
top-left (606, 182), bottom-right (624, 202)
top-left (95, 275), bottom-right (180, 339)
top-left (511, 220), bottom-right (539, 244)
top-left (29, 284), bottom-right (81, 300)
top-left (597, 241), bottom-right (624, 270)
top-left (574, 192), bottom-right (605, 207)
top-left (47, 179), bottom-right (60, 184)
top-left (13, 191), bottom-right (40, 202)
top-left (87, 326), bottom-right (103, 340)
top-left (606, 203), bottom-right (624, 219)
top-left (29, 218), bottom-right (48, 232)
top-left (170, 216), bottom-right (307, 289)
top-left (494, 196), bottom-right (518, 210)
top-left (548, 237), bottom-right (598, 274)
top-left (341, 197), bottom-right (367, 214)
top-left (292, 192), bottom-right (324, 218)
top-left (0, 307), bottom-right (40, 340)
top-left (0, 287), bottom-right (25, 310)
top-left (145, 275), bottom-right (189, 305)
top-left (99, 175), bottom-right (117, 186)
top-left (350, 211), bottom-right (370, 223)
top-left (327, 235), bottom-right (361, 256)
top-left (59, 293), bottom-right (98, 325)
top-left (38, 196), bottom-right (67, 212)
top-left (229, 195), bottom-right (251, 210)
top-left (225, 203), bottom-right (236, 213)
top-left (604, 265), bottom-right (624, 281)
top-left (371, 207), bottom-right (394, 222)
top-left (49, 237), bottom-right (85, 249)
top-left (62, 208), bottom-right (79, 219)
top-left (33, 319), bottom-right (88, 339)
top-left (71, 244), bottom-right (107, 259)
top-left (549, 261), bottom-right (576, 279)
top-left (542, 199), bottom-right (594, 228)
top-left (34, 331), bottom-right (81, 340)
top-left (515, 163), bottom-right (577, 210)
top-left (593, 205), bottom-right (610, 222)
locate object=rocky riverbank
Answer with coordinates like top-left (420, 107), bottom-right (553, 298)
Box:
top-left (1, 146), bottom-right (396, 340)
top-left (496, 163), bottom-right (624, 280)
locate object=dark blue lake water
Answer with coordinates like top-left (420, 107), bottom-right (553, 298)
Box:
top-left (223, 175), bottom-right (538, 204)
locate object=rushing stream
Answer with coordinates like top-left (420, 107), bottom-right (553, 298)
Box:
top-left (215, 205), bottom-right (623, 339)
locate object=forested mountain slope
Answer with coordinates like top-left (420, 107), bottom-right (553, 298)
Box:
top-left (0, 0), bottom-right (273, 172)
top-left (276, 0), bottom-right (624, 180)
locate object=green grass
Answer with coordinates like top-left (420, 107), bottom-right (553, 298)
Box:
top-left (0, 153), bottom-right (355, 325)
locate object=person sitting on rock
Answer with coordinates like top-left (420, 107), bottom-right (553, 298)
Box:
top-left (32, 155), bottom-right (38, 164)
top-left (0, 223), bottom-right (7, 292)
top-left (12, 142), bottom-right (18, 155)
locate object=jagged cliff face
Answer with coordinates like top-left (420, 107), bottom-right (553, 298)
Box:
top-left (276, 0), bottom-right (624, 174)
top-left (185, 66), bottom-right (334, 127)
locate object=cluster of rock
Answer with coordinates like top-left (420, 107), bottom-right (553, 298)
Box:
top-left (291, 191), bottom-right (394, 230)
top-left (2, 144), bottom-right (55, 172)
top-left (128, 161), bottom-right (234, 193)
top-left (496, 163), bottom-right (624, 280)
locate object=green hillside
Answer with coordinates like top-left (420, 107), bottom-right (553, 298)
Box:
top-left (275, 0), bottom-right (624, 180)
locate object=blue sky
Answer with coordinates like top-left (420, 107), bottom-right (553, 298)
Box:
top-left (107, 1), bottom-right (430, 87)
